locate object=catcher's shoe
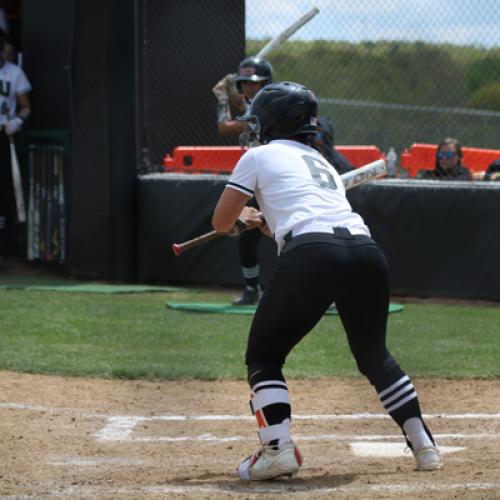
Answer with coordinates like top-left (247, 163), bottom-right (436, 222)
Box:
top-left (413, 445), bottom-right (444, 471)
top-left (232, 287), bottom-right (261, 306)
top-left (238, 442), bottom-right (303, 480)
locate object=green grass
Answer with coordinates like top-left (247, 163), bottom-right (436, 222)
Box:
top-left (0, 289), bottom-right (498, 380)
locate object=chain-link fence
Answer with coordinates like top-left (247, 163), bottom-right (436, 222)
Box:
top-left (141, 0), bottom-right (500, 169)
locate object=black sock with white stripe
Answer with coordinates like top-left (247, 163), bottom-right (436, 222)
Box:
top-left (242, 265), bottom-right (260, 290)
top-left (377, 375), bottom-right (421, 427)
top-left (376, 374), bottom-right (435, 450)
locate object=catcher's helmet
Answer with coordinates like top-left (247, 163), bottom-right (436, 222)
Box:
top-left (235, 56), bottom-right (273, 92)
top-left (240, 81), bottom-right (318, 145)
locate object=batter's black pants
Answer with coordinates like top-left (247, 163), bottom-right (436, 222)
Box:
top-left (246, 232), bottom-right (393, 386)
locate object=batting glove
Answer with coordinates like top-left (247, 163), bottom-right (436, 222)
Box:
top-left (4, 117), bottom-right (23, 135)
top-left (212, 74), bottom-right (233, 104)
top-left (213, 74), bottom-right (246, 114)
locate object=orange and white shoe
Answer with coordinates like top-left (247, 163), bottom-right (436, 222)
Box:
top-left (238, 442), bottom-right (303, 480)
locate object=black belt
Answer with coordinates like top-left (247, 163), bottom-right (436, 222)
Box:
top-left (282, 227), bottom-right (371, 253)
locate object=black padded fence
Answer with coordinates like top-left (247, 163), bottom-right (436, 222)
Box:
top-left (138, 175), bottom-right (500, 301)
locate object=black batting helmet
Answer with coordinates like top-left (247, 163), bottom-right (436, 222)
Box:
top-left (241, 81), bottom-right (318, 144)
top-left (235, 56), bottom-right (273, 92)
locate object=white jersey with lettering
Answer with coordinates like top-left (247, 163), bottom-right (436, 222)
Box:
top-left (0, 61), bottom-right (32, 124)
top-left (226, 139), bottom-right (370, 253)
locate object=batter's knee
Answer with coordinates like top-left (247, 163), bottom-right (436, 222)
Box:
top-left (356, 349), bottom-right (404, 389)
top-left (247, 361), bottom-right (284, 387)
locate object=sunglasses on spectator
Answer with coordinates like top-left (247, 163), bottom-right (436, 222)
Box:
top-left (437, 150), bottom-right (457, 160)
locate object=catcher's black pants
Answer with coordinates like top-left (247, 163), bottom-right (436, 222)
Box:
top-left (238, 197), bottom-right (262, 268)
top-left (246, 231), bottom-right (393, 385)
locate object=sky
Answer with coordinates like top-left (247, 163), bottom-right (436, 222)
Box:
top-left (246, 0), bottom-right (500, 48)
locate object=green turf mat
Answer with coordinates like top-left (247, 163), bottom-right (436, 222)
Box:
top-left (166, 302), bottom-right (404, 315)
top-left (0, 281), bottom-right (184, 293)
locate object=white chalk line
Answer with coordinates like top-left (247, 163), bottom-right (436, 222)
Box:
top-left (2, 402), bottom-right (498, 444)
top-left (0, 402), bottom-right (108, 419)
top-left (351, 442), bottom-right (464, 457)
top-left (2, 402), bottom-right (500, 421)
top-left (2, 402), bottom-right (498, 497)
top-left (93, 412), bottom-right (500, 442)
top-left (47, 456), bottom-right (146, 467)
top-left (98, 430), bottom-right (498, 443)
top-left (19, 481), bottom-right (500, 497)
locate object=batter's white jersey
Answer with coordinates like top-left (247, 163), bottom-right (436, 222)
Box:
top-left (227, 139), bottom-right (370, 253)
top-left (0, 61), bottom-right (32, 124)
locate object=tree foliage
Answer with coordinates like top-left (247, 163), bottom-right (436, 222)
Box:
top-left (469, 82), bottom-right (500, 110)
top-left (246, 40), bottom-right (500, 150)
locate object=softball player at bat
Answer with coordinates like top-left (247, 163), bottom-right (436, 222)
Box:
top-left (212, 81), bottom-right (443, 480)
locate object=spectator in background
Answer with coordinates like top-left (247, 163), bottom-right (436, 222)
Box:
top-left (311, 116), bottom-right (353, 174)
top-left (212, 56), bottom-right (273, 305)
top-left (0, 30), bottom-right (32, 264)
top-left (418, 137), bottom-right (472, 181)
top-left (483, 159), bottom-right (500, 181)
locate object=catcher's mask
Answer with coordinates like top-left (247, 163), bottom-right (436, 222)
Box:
top-left (238, 114), bottom-right (261, 149)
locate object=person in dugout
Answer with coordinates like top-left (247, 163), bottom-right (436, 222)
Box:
top-left (212, 56), bottom-right (273, 305)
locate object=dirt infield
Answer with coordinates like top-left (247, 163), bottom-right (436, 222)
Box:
top-left (1, 371), bottom-right (499, 499)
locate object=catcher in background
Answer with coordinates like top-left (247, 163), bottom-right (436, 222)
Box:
top-left (212, 56), bottom-right (273, 305)
top-left (312, 115), bottom-right (353, 174)
top-left (212, 81), bottom-right (443, 480)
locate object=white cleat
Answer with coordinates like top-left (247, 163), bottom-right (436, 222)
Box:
top-left (238, 442), bottom-right (303, 480)
top-left (414, 445), bottom-right (444, 471)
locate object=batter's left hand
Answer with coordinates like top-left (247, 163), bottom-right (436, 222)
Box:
top-left (239, 206), bottom-right (264, 230)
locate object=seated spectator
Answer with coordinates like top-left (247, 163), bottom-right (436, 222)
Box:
top-left (418, 137), bottom-right (472, 181)
top-left (483, 159), bottom-right (500, 181)
top-left (312, 116), bottom-right (353, 174)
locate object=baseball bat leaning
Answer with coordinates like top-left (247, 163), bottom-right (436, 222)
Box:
top-left (57, 146), bottom-right (66, 262)
top-left (256, 6), bottom-right (320, 59)
top-left (27, 145), bottom-right (35, 260)
top-left (172, 159), bottom-right (387, 256)
top-left (9, 135), bottom-right (26, 223)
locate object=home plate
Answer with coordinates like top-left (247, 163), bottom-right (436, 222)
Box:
top-left (351, 442), bottom-right (465, 457)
